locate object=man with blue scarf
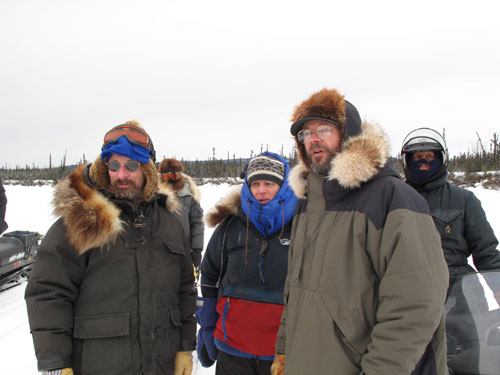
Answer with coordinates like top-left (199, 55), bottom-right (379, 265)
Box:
top-left (196, 152), bottom-right (298, 375)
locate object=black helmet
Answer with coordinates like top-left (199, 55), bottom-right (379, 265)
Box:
top-left (401, 127), bottom-right (448, 185)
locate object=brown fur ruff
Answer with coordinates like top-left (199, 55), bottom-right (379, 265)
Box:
top-left (204, 186), bottom-right (242, 228)
top-left (53, 164), bottom-right (124, 255)
top-left (288, 121), bottom-right (389, 198)
top-left (53, 164), bottom-right (180, 255)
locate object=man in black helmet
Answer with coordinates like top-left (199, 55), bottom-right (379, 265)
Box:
top-left (401, 127), bottom-right (500, 292)
top-left (25, 121), bottom-right (196, 375)
top-left (401, 127), bottom-right (500, 374)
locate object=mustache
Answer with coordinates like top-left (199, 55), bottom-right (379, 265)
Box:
top-left (112, 179), bottom-right (135, 186)
top-left (310, 144), bottom-right (328, 152)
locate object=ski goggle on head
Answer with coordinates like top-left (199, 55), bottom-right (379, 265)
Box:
top-left (106, 160), bottom-right (141, 172)
top-left (161, 171), bottom-right (181, 181)
top-left (103, 124), bottom-right (151, 150)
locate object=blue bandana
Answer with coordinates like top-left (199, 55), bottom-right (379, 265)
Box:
top-left (101, 136), bottom-right (150, 164)
top-left (241, 152), bottom-right (298, 236)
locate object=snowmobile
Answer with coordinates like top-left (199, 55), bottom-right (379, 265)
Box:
top-left (446, 271), bottom-right (500, 375)
top-left (0, 230), bottom-right (41, 291)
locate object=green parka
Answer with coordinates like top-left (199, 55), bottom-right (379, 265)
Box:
top-left (25, 162), bottom-right (197, 375)
top-left (275, 122), bottom-right (449, 375)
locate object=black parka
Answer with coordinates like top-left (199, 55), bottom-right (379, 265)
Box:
top-left (25, 164), bottom-right (196, 375)
top-left (409, 172), bottom-right (500, 289)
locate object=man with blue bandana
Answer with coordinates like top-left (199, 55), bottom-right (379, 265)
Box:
top-left (25, 121), bottom-right (196, 375)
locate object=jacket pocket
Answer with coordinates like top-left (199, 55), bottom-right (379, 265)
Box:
top-left (154, 306), bottom-right (182, 363)
top-left (73, 313), bottom-right (132, 375)
top-left (431, 208), bottom-right (463, 241)
top-left (162, 237), bottom-right (186, 256)
top-left (319, 292), bottom-right (370, 361)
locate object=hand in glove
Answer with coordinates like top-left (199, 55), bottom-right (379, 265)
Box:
top-left (191, 249), bottom-right (202, 268)
top-left (271, 354), bottom-right (285, 375)
top-left (41, 369), bottom-right (74, 375)
top-left (195, 297), bottom-right (219, 367)
top-left (174, 351), bottom-right (193, 375)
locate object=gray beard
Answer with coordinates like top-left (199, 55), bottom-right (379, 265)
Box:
top-left (109, 181), bottom-right (144, 202)
top-left (306, 153), bottom-right (335, 176)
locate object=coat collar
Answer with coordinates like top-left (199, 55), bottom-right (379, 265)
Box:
top-left (205, 186), bottom-right (242, 228)
top-left (289, 121), bottom-right (390, 199)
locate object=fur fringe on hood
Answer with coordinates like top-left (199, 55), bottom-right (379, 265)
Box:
top-left (53, 164), bottom-right (179, 255)
top-left (204, 185), bottom-right (242, 228)
top-left (182, 173), bottom-right (202, 203)
top-left (158, 173), bottom-right (202, 203)
top-left (289, 121), bottom-right (390, 199)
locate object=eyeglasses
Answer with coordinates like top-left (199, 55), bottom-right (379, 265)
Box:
top-left (103, 124), bottom-right (151, 149)
top-left (106, 160), bottom-right (141, 172)
top-left (161, 171), bottom-right (181, 181)
top-left (297, 125), bottom-right (334, 143)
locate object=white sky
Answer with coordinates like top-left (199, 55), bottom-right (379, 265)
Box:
top-left (1, 0), bottom-right (499, 168)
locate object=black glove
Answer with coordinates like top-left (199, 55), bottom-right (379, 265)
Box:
top-left (190, 249), bottom-right (202, 268)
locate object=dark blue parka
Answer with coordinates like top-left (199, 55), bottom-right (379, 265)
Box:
top-left (409, 172), bottom-right (500, 289)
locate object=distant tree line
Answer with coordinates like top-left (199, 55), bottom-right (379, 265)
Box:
top-left (1, 134), bottom-right (498, 186)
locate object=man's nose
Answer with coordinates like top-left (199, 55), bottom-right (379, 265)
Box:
top-left (309, 131), bottom-right (321, 142)
top-left (116, 166), bottom-right (130, 178)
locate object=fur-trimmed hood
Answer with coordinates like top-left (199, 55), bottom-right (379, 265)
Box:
top-left (289, 121), bottom-right (390, 199)
top-left (182, 174), bottom-right (201, 203)
top-left (53, 164), bottom-right (179, 255)
top-left (159, 173), bottom-right (202, 203)
top-left (204, 185), bottom-right (242, 228)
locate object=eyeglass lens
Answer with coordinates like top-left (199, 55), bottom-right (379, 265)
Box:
top-left (107, 160), bottom-right (140, 172)
top-left (298, 125), bottom-right (333, 143)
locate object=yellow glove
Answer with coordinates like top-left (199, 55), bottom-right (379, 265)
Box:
top-left (174, 351), bottom-right (193, 375)
top-left (41, 369), bottom-right (73, 375)
top-left (271, 354), bottom-right (285, 375)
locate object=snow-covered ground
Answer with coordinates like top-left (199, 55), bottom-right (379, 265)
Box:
top-left (1, 182), bottom-right (499, 374)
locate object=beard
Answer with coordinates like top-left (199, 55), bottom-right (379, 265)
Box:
top-left (109, 179), bottom-right (144, 201)
top-left (305, 144), bottom-right (336, 175)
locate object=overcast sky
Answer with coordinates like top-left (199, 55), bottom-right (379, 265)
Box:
top-left (1, 0), bottom-right (499, 168)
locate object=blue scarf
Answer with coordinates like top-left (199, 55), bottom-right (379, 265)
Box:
top-left (240, 152), bottom-right (298, 236)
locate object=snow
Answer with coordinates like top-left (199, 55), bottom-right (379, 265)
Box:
top-left (1, 182), bottom-right (499, 374)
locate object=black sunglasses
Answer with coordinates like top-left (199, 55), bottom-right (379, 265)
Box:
top-left (106, 160), bottom-right (141, 172)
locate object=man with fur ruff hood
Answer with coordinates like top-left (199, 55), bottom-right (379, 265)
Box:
top-left (271, 89), bottom-right (449, 375)
top-left (158, 158), bottom-right (204, 270)
top-left (25, 121), bottom-right (196, 375)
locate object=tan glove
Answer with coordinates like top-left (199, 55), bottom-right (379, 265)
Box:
top-left (41, 369), bottom-right (74, 375)
top-left (174, 351), bottom-right (193, 375)
top-left (271, 354), bottom-right (285, 375)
